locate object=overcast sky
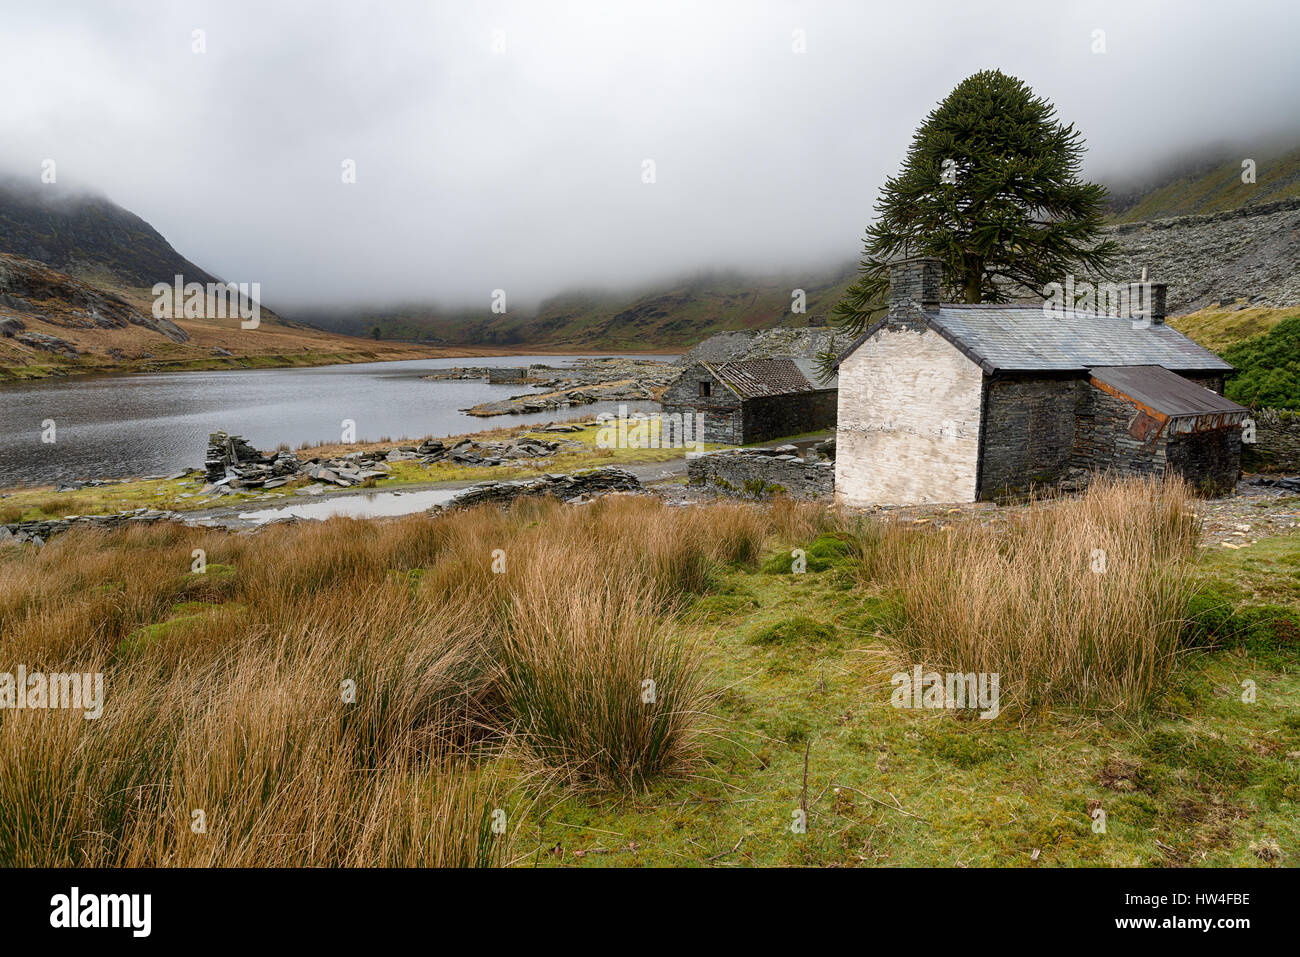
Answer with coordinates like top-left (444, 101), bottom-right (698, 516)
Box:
top-left (3, 0), bottom-right (1298, 310)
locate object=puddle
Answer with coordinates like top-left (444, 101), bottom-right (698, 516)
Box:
top-left (236, 487), bottom-right (462, 523)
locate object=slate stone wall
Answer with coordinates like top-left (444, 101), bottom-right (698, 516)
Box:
top-left (688, 449), bottom-right (834, 500)
top-left (1069, 384), bottom-right (1243, 493)
top-left (737, 391), bottom-right (837, 445)
top-left (1242, 408), bottom-right (1300, 472)
top-left (661, 364), bottom-right (741, 444)
top-left (2, 509), bottom-right (182, 546)
top-left (1071, 384), bottom-right (1169, 477)
top-left (1180, 372), bottom-right (1226, 395)
top-left (978, 375), bottom-right (1084, 497)
top-left (1167, 427), bottom-right (1242, 494)
top-left (976, 372), bottom-right (1243, 498)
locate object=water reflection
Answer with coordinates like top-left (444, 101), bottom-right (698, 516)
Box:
top-left (235, 486), bottom-right (462, 523)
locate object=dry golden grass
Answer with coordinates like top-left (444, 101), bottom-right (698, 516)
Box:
top-left (863, 475), bottom-right (1201, 714)
top-left (0, 480), bottom-right (1210, 865)
top-left (0, 496), bottom-right (766, 865)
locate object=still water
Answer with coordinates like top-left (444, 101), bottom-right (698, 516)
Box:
top-left (234, 486), bottom-right (464, 524)
top-left (0, 355), bottom-right (672, 487)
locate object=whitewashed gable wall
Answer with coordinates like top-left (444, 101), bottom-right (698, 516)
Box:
top-left (834, 327), bottom-right (984, 506)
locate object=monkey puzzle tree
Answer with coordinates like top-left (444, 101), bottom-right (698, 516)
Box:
top-left (832, 69), bottom-right (1118, 337)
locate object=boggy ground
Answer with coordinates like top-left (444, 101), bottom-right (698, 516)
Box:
top-left (0, 477), bottom-right (1296, 867)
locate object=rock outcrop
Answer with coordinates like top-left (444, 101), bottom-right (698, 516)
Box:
top-left (439, 467), bottom-right (643, 510)
top-left (1, 508), bottom-right (185, 546)
top-left (0, 251), bottom-right (188, 343)
top-left (1095, 198), bottom-right (1300, 313)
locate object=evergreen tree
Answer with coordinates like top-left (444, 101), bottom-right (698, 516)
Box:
top-left (832, 69), bottom-right (1118, 338)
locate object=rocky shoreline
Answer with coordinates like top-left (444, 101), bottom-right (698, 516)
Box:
top-left (1, 465), bottom-right (649, 544)
top-left (430, 357), bottom-right (680, 417)
top-left (201, 427), bottom-right (588, 496)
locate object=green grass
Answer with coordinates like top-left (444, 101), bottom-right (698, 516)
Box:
top-left (520, 528), bottom-right (1300, 867)
top-left (1169, 304), bottom-right (1297, 354)
top-left (1222, 316), bottom-right (1300, 410)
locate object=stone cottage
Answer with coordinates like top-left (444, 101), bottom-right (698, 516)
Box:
top-left (661, 358), bottom-right (837, 445)
top-left (833, 257), bottom-right (1247, 506)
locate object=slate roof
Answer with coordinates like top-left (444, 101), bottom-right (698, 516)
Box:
top-left (1089, 365), bottom-right (1249, 419)
top-left (836, 304), bottom-right (1232, 375)
top-left (703, 359), bottom-right (820, 399)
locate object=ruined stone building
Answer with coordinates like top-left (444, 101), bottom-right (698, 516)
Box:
top-left (660, 358), bottom-right (837, 445)
top-left (833, 257), bottom-right (1247, 506)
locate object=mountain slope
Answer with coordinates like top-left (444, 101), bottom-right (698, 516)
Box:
top-left (0, 178), bottom-right (220, 290)
top-left (0, 181), bottom-right (458, 378)
top-left (1106, 142), bottom-right (1300, 223)
top-left (0, 251), bottom-right (187, 342)
top-left (0, 249), bottom-right (451, 379)
top-left (300, 263), bottom-right (860, 350)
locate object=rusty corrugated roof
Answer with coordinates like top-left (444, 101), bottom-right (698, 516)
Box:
top-left (704, 359), bottom-right (818, 399)
top-left (1088, 365), bottom-right (1249, 418)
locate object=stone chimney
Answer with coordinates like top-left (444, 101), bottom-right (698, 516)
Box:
top-left (887, 256), bottom-right (942, 328)
top-left (1147, 283), bottom-right (1167, 325)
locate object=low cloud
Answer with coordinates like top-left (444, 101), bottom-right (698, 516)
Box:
top-left (2, 0), bottom-right (1297, 311)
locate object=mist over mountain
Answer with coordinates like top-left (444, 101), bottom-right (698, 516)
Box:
top-left (0, 177), bottom-right (220, 293)
top-left (5, 0), bottom-right (1300, 312)
top-left (294, 142), bottom-right (1300, 349)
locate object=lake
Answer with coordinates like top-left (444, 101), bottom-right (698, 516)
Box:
top-left (0, 355), bottom-right (673, 488)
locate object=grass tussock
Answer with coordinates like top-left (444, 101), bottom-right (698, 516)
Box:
top-left (0, 494), bottom-right (774, 865)
top-left (863, 476), bottom-right (1202, 714)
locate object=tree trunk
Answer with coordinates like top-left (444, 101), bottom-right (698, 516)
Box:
top-left (963, 265), bottom-right (983, 303)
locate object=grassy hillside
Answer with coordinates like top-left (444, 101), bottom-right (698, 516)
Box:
top-left (1169, 303), bottom-right (1299, 354)
top-left (300, 264), bottom-right (859, 350)
top-left (1222, 316), bottom-right (1300, 410)
top-left (1107, 143), bottom-right (1300, 223)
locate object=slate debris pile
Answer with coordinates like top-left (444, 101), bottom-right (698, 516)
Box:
top-left (200, 430), bottom-right (584, 496)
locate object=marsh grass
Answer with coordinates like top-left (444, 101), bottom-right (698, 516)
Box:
top-left (0, 494), bottom-right (769, 865)
top-left (0, 479), bottom-right (1217, 866)
top-left (862, 476), bottom-right (1201, 714)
